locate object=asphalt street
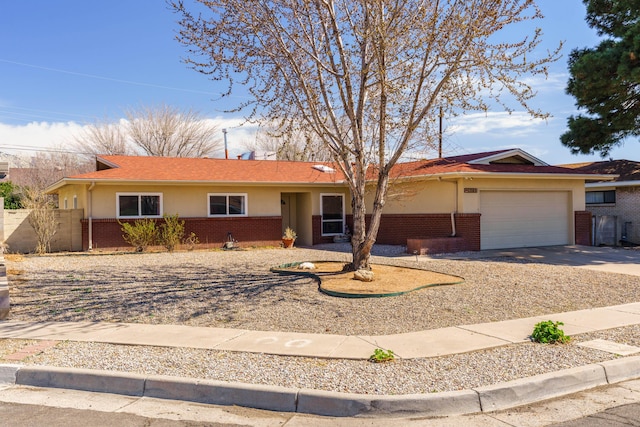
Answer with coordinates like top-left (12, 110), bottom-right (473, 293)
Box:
top-left (3, 380), bottom-right (640, 427)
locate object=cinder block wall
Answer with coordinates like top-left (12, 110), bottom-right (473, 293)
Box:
top-left (587, 187), bottom-right (640, 244)
top-left (3, 209), bottom-right (83, 253)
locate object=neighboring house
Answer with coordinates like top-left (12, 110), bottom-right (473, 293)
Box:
top-left (46, 149), bottom-right (612, 253)
top-left (561, 160), bottom-right (640, 246)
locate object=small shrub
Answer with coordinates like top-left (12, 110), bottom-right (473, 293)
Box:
top-left (369, 348), bottom-right (395, 363)
top-left (183, 232), bottom-right (200, 251)
top-left (282, 227), bottom-right (297, 239)
top-left (531, 320), bottom-right (571, 344)
top-left (159, 214), bottom-right (185, 252)
top-left (119, 218), bottom-right (159, 252)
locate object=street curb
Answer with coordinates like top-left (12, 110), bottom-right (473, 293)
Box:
top-left (3, 356), bottom-right (640, 417)
top-left (144, 375), bottom-right (298, 412)
top-left (474, 364), bottom-right (608, 412)
top-left (0, 364), bottom-right (20, 384)
top-left (15, 365), bottom-right (146, 397)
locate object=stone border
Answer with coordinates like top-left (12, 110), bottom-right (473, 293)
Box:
top-left (270, 261), bottom-right (464, 298)
top-left (3, 356), bottom-right (640, 417)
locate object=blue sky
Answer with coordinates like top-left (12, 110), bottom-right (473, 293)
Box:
top-left (0, 0), bottom-right (637, 164)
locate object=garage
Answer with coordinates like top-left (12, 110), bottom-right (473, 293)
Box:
top-left (480, 191), bottom-right (571, 250)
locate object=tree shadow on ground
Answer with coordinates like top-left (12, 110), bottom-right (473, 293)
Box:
top-left (8, 264), bottom-right (317, 325)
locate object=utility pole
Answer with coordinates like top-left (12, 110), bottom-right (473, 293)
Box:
top-left (222, 128), bottom-right (228, 159)
top-left (438, 106), bottom-right (443, 158)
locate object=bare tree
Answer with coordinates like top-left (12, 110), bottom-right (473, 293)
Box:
top-left (22, 187), bottom-right (57, 254)
top-left (173, 0), bottom-right (560, 271)
top-left (72, 118), bottom-right (133, 160)
top-left (16, 152), bottom-right (93, 192)
top-left (16, 152), bottom-right (92, 254)
top-left (125, 104), bottom-right (222, 157)
top-left (249, 125), bottom-right (333, 161)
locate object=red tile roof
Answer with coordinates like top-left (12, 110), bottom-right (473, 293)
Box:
top-left (388, 155), bottom-right (592, 179)
top-left (68, 155), bottom-right (346, 184)
top-left (559, 159), bottom-right (640, 182)
top-left (58, 150), bottom-right (604, 188)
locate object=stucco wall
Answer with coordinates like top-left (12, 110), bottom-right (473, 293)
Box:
top-left (83, 184), bottom-right (349, 219)
top-left (376, 177), bottom-right (586, 215)
top-left (457, 178), bottom-right (586, 213)
top-left (367, 180), bottom-right (457, 214)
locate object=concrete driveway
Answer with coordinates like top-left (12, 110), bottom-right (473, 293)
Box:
top-left (473, 245), bottom-right (640, 277)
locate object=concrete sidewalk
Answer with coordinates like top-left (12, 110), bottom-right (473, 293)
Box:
top-left (3, 303), bottom-right (640, 359)
top-left (3, 304), bottom-right (640, 418)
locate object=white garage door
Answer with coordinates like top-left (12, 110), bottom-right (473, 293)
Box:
top-left (480, 191), bottom-right (570, 250)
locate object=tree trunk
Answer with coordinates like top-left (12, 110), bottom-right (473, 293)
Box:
top-left (350, 172), bottom-right (390, 271)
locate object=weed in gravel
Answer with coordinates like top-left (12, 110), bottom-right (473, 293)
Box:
top-left (531, 320), bottom-right (570, 344)
top-left (369, 348), bottom-right (395, 363)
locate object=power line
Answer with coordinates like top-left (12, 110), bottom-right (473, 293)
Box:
top-left (0, 105), bottom-right (96, 121)
top-left (0, 58), bottom-right (217, 96)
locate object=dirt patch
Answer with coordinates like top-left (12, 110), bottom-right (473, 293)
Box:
top-left (275, 262), bottom-right (463, 297)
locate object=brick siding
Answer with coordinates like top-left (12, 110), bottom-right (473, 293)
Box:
top-left (574, 210), bottom-right (593, 246)
top-left (82, 216), bottom-right (282, 251)
top-left (313, 213), bottom-right (481, 252)
top-left (586, 186), bottom-right (640, 244)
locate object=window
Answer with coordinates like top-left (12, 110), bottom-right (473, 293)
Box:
top-left (63, 198), bottom-right (68, 209)
top-left (208, 193), bottom-right (247, 216)
top-left (586, 190), bottom-right (615, 205)
top-left (73, 195), bottom-right (78, 209)
top-left (321, 194), bottom-right (344, 235)
top-left (117, 193), bottom-right (162, 218)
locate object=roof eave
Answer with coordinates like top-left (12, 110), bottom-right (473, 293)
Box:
top-left (586, 179), bottom-right (640, 188)
top-left (467, 148), bottom-right (549, 166)
top-left (48, 177), bottom-right (348, 188)
top-left (390, 171), bottom-right (616, 181)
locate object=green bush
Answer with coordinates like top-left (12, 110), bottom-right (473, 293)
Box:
top-left (119, 218), bottom-right (159, 252)
top-left (0, 182), bottom-right (22, 209)
top-left (531, 320), bottom-right (571, 344)
top-left (159, 214), bottom-right (185, 252)
top-left (369, 348), bottom-right (395, 363)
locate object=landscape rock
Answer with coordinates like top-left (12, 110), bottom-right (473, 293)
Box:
top-left (298, 262), bottom-right (316, 270)
top-left (353, 269), bottom-right (374, 282)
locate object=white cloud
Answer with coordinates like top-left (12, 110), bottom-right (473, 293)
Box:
top-left (0, 117), bottom-right (261, 159)
top-left (447, 111), bottom-right (550, 137)
top-left (0, 121), bottom-right (84, 154)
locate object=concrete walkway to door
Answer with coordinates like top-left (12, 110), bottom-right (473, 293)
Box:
top-left (426, 245), bottom-right (640, 277)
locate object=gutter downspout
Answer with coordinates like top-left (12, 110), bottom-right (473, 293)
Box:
top-left (450, 212), bottom-right (457, 237)
top-left (88, 182), bottom-right (95, 251)
top-left (439, 178), bottom-right (458, 237)
top-left (450, 179), bottom-right (458, 237)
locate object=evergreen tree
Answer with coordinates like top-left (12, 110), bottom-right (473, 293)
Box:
top-left (561, 0), bottom-right (640, 156)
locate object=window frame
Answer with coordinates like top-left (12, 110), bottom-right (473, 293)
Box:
top-left (207, 193), bottom-right (248, 217)
top-left (320, 193), bottom-right (345, 236)
top-left (586, 190), bottom-right (616, 205)
top-left (116, 192), bottom-right (163, 218)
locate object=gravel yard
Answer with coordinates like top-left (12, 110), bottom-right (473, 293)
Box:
top-left (3, 245), bottom-right (640, 395)
top-left (6, 246), bottom-right (640, 334)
